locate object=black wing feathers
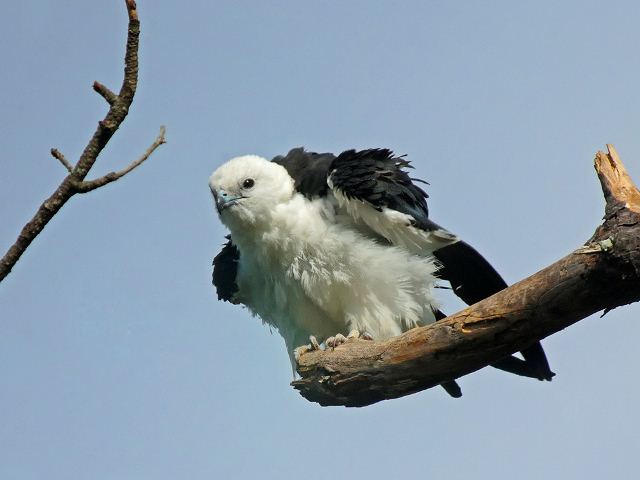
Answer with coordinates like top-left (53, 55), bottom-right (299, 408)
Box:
top-left (433, 241), bottom-right (508, 305)
top-left (212, 235), bottom-right (240, 303)
top-left (435, 241), bottom-right (555, 381)
top-left (273, 147), bottom-right (433, 232)
top-left (329, 149), bottom-right (432, 230)
top-left (272, 148), bottom-right (336, 199)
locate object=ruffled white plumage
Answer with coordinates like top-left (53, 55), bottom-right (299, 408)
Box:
top-left (210, 155), bottom-right (440, 364)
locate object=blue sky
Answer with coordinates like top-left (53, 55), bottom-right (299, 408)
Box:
top-left (1, 1), bottom-right (639, 479)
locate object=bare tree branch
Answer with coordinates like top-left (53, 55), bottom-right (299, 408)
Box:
top-left (0, 0), bottom-right (165, 284)
top-left (74, 126), bottom-right (166, 193)
top-left (292, 145), bottom-right (640, 407)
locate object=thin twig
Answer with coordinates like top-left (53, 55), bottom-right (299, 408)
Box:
top-left (50, 148), bottom-right (74, 173)
top-left (75, 126), bottom-right (166, 193)
top-left (93, 81), bottom-right (118, 105)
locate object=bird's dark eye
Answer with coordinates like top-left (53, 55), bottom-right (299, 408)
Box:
top-left (242, 178), bottom-right (255, 189)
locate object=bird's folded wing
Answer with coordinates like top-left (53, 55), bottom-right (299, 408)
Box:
top-left (212, 235), bottom-right (240, 303)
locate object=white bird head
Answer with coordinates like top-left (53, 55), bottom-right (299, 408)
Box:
top-left (209, 155), bottom-right (295, 230)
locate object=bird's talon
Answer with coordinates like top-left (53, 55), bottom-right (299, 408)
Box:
top-left (334, 333), bottom-right (347, 346)
top-left (293, 344), bottom-right (312, 363)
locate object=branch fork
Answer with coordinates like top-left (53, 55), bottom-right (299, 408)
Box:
top-left (71, 126), bottom-right (166, 193)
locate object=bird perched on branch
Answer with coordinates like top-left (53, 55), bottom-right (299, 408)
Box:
top-left (210, 148), bottom-right (554, 397)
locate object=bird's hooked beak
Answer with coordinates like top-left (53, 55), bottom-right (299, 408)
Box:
top-left (213, 188), bottom-right (245, 214)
